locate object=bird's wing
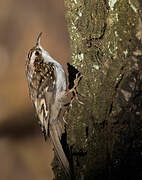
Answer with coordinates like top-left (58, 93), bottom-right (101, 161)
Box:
top-left (34, 63), bottom-right (70, 175)
top-left (34, 62), bottom-right (56, 140)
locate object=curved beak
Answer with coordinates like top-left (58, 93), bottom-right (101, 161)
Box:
top-left (36, 32), bottom-right (42, 46)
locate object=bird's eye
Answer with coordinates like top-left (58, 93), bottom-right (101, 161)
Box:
top-left (35, 51), bottom-right (40, 56)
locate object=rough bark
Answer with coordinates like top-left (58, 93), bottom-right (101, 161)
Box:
top-left (53, 0), bottom-right (142, 179)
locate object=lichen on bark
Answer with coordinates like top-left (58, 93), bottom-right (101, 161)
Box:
top-left (53, 0), bottom-right (142, 179)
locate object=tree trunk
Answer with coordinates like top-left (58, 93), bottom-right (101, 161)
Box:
top-left (53, 0), bottom-right (142, 179)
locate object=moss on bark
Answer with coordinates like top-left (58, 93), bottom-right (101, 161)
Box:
top-left (53, 0), bottom-right (142, 179)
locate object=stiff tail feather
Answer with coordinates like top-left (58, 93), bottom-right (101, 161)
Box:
top-left (49, 123), bottom-right (71, 176)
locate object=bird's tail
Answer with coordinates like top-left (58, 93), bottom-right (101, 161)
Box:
top-left (49, 122), bottom-right (71, 176)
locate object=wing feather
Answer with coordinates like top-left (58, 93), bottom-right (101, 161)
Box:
top-left (32, 62), bottom-right (70, 175)
top-left (34, 63), bottom-right (56, 139)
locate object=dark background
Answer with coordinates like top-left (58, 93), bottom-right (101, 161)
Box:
top-left (0, 0), bottom-right (70, 179)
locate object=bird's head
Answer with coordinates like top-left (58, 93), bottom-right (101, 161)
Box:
top-left (27, 32), bottom-right (44, 66)
top-left (26, 32), bottom-right (59, 74)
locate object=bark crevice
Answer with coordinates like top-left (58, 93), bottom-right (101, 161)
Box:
top-left (53, 1), bottom-right (142, 179)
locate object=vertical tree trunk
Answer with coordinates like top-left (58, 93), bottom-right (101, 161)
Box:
top-left (53, 0), bottom-right (142, 179)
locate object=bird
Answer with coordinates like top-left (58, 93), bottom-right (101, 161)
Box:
top-left (26, 32), bottom-right (71, 175)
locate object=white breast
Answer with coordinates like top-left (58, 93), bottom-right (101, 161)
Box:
top-left (55, 65), bottom-right (67, 93)
top-left (42, 48), bottom-right (67, 98)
